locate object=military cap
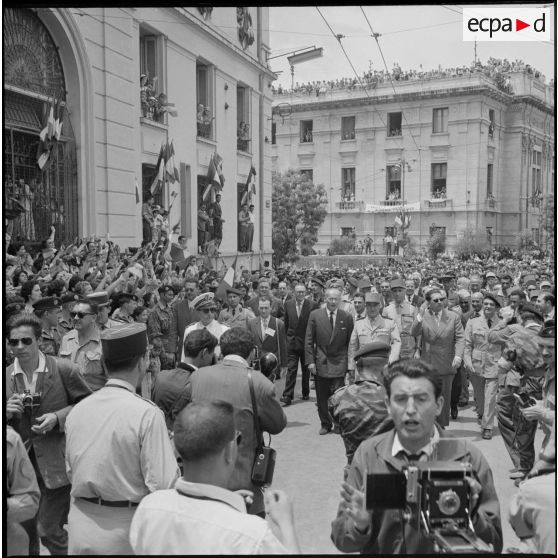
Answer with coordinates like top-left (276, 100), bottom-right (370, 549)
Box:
top-left (33, 296), bottom-right (62, 312)
top-left (354, 341), bottom-right (391, 360)
top-left (311, 277), bottom-right (325, 289)
top-left (365, 292), bottom-right (382, 304)
top-left (347, 276), bottom-right (359, 288)
top-left (485, 271), bottom-right (497, 279)
top-left (520, 303), bottom-right (544, 322)
top-left (540, 280), bottom-right (552, 289)
top-left (87, 291), bottom-right (111, 307)
top-left (529, 290), bottom-right (541, 300)
top-left (357, 278), bottom-right (372, 289)
top-left (226, 286), bottom-right (244, 296)
top-left (390, 278), bottom-right (405, 290)
top-left (158, 284), bottom-right (175, 295)
top-left (192, 292), bottom-right (216, 311)
top-left (523, 275), bottom-right (537, 287)
top-left (537, 323), bottom-right (555, 346)
top-left (116, 292), bottom-right (139, 305)
top-left (61, 293), bottom-right (86, 305)
top-left (327, 278), bottom-right (344, 289)
top-left (482, 292), bottom-right (501, 308)
top-left (101, 323), bottom-right (148, 362)
top-left (439, 273), bottom-right (456, 281)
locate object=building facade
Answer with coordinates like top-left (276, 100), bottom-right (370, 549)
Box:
top-left (271, 71), bottom-right (554, 253)
top-left (4, 7), bottom-right (274, 265)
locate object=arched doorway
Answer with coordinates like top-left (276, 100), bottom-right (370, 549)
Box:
top-left (4, 8), bottom-right (78, 244)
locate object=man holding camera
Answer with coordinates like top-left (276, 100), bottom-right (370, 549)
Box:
top-left (178, 327), bottom-right (287, 516)
top-left (331, 359), bottom-right (502, 554)
top-left (6, 312), bottom-right (92, 555)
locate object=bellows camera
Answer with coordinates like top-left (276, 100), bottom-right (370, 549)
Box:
top-left (365, 462), bottom-right (493, 553)
top-left (22, 390), bottom-right (41, 413)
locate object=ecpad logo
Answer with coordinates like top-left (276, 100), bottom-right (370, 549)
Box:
top-left (463, 8), bottom-right (550, 42)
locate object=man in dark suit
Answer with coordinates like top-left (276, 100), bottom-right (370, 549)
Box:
top-left (280, 284), bottom-right (318, 406)
top-left (405, 279), bottom-right (424, 308)
top-left (247, 299), bottom-right (287, 378)
top-left (305, 287), bottom-right (354, 435)
top-left (276, 280), bottom-right (293, 308)
top-left (6, 312), bottom-right (92, 555)
top-left (246, 277), bottom-right (284, 318)
top-left (172, 277), bottom-right (200, 358)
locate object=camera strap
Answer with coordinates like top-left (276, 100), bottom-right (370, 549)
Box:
top-left (247, 373), bottom-right (264, 448)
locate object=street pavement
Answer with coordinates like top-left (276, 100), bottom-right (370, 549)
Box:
top-left (270, 372), bottom-right (545, 554)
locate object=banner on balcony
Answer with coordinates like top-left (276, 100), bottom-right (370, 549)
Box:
top-left (365, 202), bottom-right (421, 213)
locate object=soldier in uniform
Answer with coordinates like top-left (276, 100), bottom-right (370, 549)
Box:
top-left (147, 285), bottom-right (178, 367)
top-left (347, 292), bottom-right (401, 380)
top-left (65, 323), bottom-right (180, 555)
top-left (87, 291), bottom-right (119, 331)
top-left (217, 286), bottom-right (255, 328)
top-left (310, 276), bottom-right (326, 306)
top-left (58, 293), bottom-right (78, 337)
top-left (329, 341), bottom-right (393, 479)
top-left (111, 292), bottom-right (138, 324)
top-left (382, 278), bottom-right (420, 360)
top-left (463, 293), bottom-right (503, 439)
top-left (33, 297), bottom-right (63, 356)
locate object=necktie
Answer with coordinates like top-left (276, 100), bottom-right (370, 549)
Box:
top-left (329, 312), bottom-right (334, 329)
top-left (487, 318), bottom-right (492, 328)
top-left (407, 452), bottom-right (423, 463)
top-left (296, 303), bottom-right (301, 317)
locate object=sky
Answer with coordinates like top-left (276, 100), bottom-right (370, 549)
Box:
top-left (269, 5), bottom-right (555, 89)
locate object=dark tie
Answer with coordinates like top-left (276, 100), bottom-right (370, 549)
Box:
top-left (487, 318), bottom-right (492, 328)
top-left (407, 452), bottom-right (423, 463)
top-left (357, 314), bottom-right (364, 321)
top-left (329, 312), bottom-right (334, 329)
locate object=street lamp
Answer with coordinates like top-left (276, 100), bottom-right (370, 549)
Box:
top-left (269, 46), bottom-right (324, 91)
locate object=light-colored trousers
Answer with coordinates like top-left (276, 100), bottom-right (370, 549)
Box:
top-left (470, 374), bottom-right (498, 430)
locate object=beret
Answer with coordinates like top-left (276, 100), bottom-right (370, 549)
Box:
top-left (365, 292), bottom-right (381, 304)
top-left (87, 291), bottom-right (111, 307)
top-left (32, 296), bottom-right (62, 312)
top-left (192, 292), bottom-right (216, 311)
top-left (347, 276), bottom-right (359, 288)
top-left (311, 277), bottom-right (325, 289)
top-left (482, 292), bottom-right (501, 308)
top-left (390, 278), bottom-right (405, 290)
top-left (520, 303), bottom-right (543, 322)
top-left (6, 302), bottom-right (25, 318)
top-left (101, 323), bottom-right (148, 361)
top-left (538, 323), bottom-right (555, 346)
top-left (354, 341), bottom-right (391, 360)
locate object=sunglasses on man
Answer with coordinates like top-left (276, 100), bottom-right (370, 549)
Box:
top-left (8, 337), bottom-right (34, 347)
top-left (71, 311), bottom-right (94, 319)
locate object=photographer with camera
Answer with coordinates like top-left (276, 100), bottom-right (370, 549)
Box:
top-left (129, 401), bottom-right (301, 554)
top-left (178, 327), bottom-right (286, 516)
top-left (5, 312), bottom-right (92, 555)
top-left (331, 359), bottom-right (502, 554)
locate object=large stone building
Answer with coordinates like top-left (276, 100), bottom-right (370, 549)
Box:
top-left (4, 7), bottom-right (274, 265)
top-left (271, 69), bottom-right (554, 253)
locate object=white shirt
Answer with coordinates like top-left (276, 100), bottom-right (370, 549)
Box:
top-left (261, 317), bottom-right (269, 337)
top-left (12, 352), bottom-right (47, 393)
top-left (129, 479), bottom-right (289, 555)
top-left (392, 428), bottom-right (440, 461)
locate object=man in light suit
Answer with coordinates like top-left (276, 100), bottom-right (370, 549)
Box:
top-left (411, 287), bottom-right (465, 428)
top-left (305, 288), bottom-right (354, 435)
top-left (247, 299), bottom-right (287, 379)
top-left (405, 279), bottom-right (424, 308)
top-left (280, 284), bottom-right (318, 406)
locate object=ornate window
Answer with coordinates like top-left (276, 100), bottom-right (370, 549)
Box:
top-left (4, 8), bottom-right (78, 244)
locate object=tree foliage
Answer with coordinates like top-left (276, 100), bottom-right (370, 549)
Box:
top-left (272, 170), bottom-right (328, 265)
top-left (328, 236), bottom-right (354, 255)
top-left (427, 230), bottom-right (446, 259)
top-left (454, 227), bottom-right (491, 259)
top-left (516, 229), bottom-right (535, 250)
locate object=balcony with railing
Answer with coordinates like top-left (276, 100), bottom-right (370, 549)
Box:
top-left (378, 199), bottom-right (405, 207)
top-left (424, 198), bottom-right (453, 210)
top-left (335, 200), bottom-right (365, 212)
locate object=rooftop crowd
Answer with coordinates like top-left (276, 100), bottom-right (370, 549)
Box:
top-left (272, 57), bottom-right (552, 97)
top-left (5, 226), bottom-right (556, 554)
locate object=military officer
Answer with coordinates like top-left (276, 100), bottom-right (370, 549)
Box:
top-left (33, 296), bottom-right (63, 356)
top-left (217, 286), bottom-right (255, 328)
top-left (463, 293), bottom-right (503, 440)
top-left (111, 292), bottom-right (138, 324)
top-left (87, 291), bottom-right (119, 331)
top-left (328, 341), bottom-right (393, 478)
top-left (58, 293), bottom-right (79, 337)
top-left (65, 323), bottom-right (180, 554)
top-left (147, 285), bottom-right (178, 366)
top-left (382, 278), bottom-right (420, 360)
top-left (347, 292), bottom-right (401, 378)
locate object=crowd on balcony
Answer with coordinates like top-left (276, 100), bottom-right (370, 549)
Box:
top-left (237, 121), bottom-right (250, 152)
top-left (196, 104), bottom-right (213, 139)
top-left (431, 188), bottom-right (447, 200)
top-left (140, 74), bottom-right (177, 122)
top-left (271, 58), bottom-right (549, 97)
top-left (386, 188), bottom-right (401, 201)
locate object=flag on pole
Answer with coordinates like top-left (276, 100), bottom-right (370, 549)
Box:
top-left (150, 142), bottom-right (166, 196)
top-left (240, 164), bottom-right (257, 206)
top-left (203, 152), bottom-right (225, 202)
top-left (37, 98), bottom-right (62, 170)
top-left (165, 140), bottom-right (180, 183)
top-left (215, 255), bottom-right (237, 302)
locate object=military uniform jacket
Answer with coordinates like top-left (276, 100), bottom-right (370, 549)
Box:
top-left (464, 315), bottom-right (502, 378)
top-left (328, 380), bottom-right (393, 461)
top-left (172, 299), bottom-right (200, 349)
top-left (148, 302), bottom-right (178, 354)
top-left (305, 308), bottom-right (354, 378)
top-left (218, 305), bottom-right (255, 329)
top-left (6, 355), bottom-right (92, 489)
top-left (348, 316), bottom-right (401, 370)
top-left (111, 308), bottom-right (134, 324)
top-left (40, 327), bottom-right (61, 356)
top-left (383, 301), bottom-right (418, 358)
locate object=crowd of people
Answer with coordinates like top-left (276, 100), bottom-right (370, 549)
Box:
top-left (5, 226), bottom-right (556, 554)
top-left (272, 57), bottom-right (550, 97)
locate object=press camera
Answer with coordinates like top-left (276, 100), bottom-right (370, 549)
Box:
top-left (365, 461), bottom-right (493, 553)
